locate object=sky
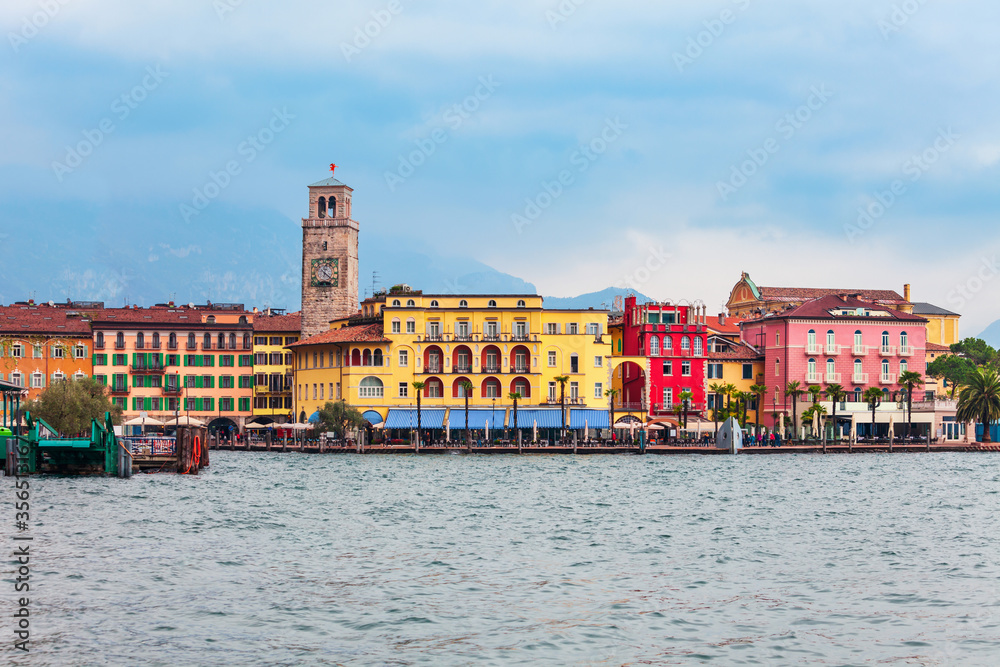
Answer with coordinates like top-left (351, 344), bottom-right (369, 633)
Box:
top-left (2, 0), bottom-right (1000, 333)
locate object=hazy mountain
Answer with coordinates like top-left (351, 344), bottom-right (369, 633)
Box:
top-left (976, 319), bottom-right (1000, 349)
top-left (543, 287), bottom-right (653, 311)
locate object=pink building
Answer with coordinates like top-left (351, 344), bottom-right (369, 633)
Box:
top-left (741, 294), bottom-right (927, 429)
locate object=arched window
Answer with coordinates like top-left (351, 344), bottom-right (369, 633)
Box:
top-left (96, 332), bottom-right (104, 347)
top-left (512, 378), bottom-right (530, 398)
top-left (426, 378), bottom-right (443, 398)
top-left (136, 332), bottom-right (144, 348)
top-left (239, 315), bottom-right (248, 324)
top-left (808, 358), bottom-right (817, 378)
top-left (900, 359), bottom-right (908, 375)
top-left (318, 196), bottom-right (326, 218)
top-left (373, 349), bottom-right (384, 367)
top-left (228, 333), bottom-right (236, 349)
top-left (807, 329), bottom-right (816, 347)
top-left (663, 336), bottom-right (673, 351)
top-left (407, 299), bottom-right (415, 307)
top-left (827, 330), bottom-right (835, 349)
top-left (517, 300), bottom-right (526, 308)
top-left (362, 349), bottom-right (372, 366)
top-left (207, 316), bottom-right (216, 324)
top-left (693, 337), bottom-right (703, 356)
top-left (649, 336), bottom-right (660, 356)
top-left (359, 376), bottom-right (384, 398)
top-left (882, 359), bottom-right (890, 378)
top-left (827, 358), bottom-right (836, 378)
top-left (459, 300), bottom-right (468, 308)
top-left (169, 333), bottom-right (177, 348)
top-left (218, 333), bottom-right (226, 349)
top-left (116, 331), bottom-right (124, 347)
top-left (854, 388), bottom-right (863, 402)
top-left (881, 331), bottom-right (890, 348)
top-left (392, 299), bottom-right (401, 307)
top-left (430, 300), bottom-right (439, 308)
top-left (351, 349), bottom-right (361, 366)
top-left (203, 333), bottom-right (212, 349)
top-left (775, 358), bottom-right (780, 376)
top-left (854, 330), bottom-right (863, 349)
top-left (398, 349), bottom-right (408, 367)
top-left (243, 334), bottom-right (251, 349)
top-left (900, 331), bottom-right (908, 351)
top-left (854, 359), bottom-right (863, 380)
top-left (488, 300), bottom-right (497, 308)
top-left (681, 336), bottom-right (691, 350)
top-left (152, 333), bottom-right (160, 348)
top-left (328, 197), bottom-right (337, 216)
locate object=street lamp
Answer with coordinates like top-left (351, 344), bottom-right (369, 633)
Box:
top-left (491, 398), bottom-right (496, 443)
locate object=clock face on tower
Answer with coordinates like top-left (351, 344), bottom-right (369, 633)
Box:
top-left (310, 258), bottom-right (340, 287)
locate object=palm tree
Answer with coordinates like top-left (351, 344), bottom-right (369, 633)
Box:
top-left (679, 390), bottom-right (693, 430)
top-left (605, 387), bottom-right (619, 441)
top-left (807, 385), bottom-right (823, 406)
top-left (508, 391), bottom-right (522, 444)
top-left (784, 381), bottom-right (805, 440)
top-left (956, 366), bottom-right (1000, 444)
top-left (555, 375), bottom-right (570, 440)
top-left (411, 381), bottom-right (426, 449)
top-left (863, 387), bottom-right (884, 440)
top-left (709, 382), bottom-right (725, 435)
top-left (898, 370), bottom-right (924, 440)
top-left (825, 383), bottom-right (847, 442)
top-left (723, 383), bottom-right (737, 415)
top-left (460, 379), bottom-right (474, 448)
top-left (749, 383), bottom-right (767, 433)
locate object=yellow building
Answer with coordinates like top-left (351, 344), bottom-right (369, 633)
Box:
top-left (706, 335), bottom-right (765, 426)
top-left (251, 311), bottom-right (300, 424)
top-left (911, 303), bottom-right (960, 347)
top-left (288, 288), bottom-right (611, 436)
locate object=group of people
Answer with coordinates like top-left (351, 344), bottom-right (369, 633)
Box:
top-left (749, 432), bottom-right (783, 447)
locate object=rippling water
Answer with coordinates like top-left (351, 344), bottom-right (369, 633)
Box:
top-left (7, 452), bottom-right (1000, 665)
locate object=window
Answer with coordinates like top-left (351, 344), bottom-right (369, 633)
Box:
top-left (456, 322), bottom-right (469, 339)
top-left (827, 330), bottom-right (835, 348)
top-left (827, 359), bottom-right (836, 378)
top-left (570, 382), bottom-right (579, 399)
top-left (427, 379), bottom-right (443, 398)
top-left (406, 299), bottom-right (415, 307)
top-left (548, 351), bottom-right (557, 367)
top-left (808, 358), bottom-right (817, 378)
top-left (488, 300), bottom-right (497, 308)
top-left (398, 350), bottom-right (409, 367)
top-left (31, 372), bottom-right (44, 389)
top-left (568, 323), bottom-right (578, 335)
top-left (594, 356), bottom-right (603, 368)
top-left (429, 300), bottom-right (439, 308)
top-left (882, 331), bottom-right (890, 348)
top-left (254, 336), bottom-right (267, 345)
top-left (548, 382), bottom-right (556, 401)
top-left (682, 361), bottom-right (691, 376)
top-left (649, 336), bottom-right (660, 356)
top-left (459, 300), bottom-right (468, 308)
top-left (693, 337), bottom-right (703, 356)
top-left (485, 380), bottom-right (500, 398)
top-left (517, 300), bottom-right (526, 308)
top-left (12, 343), bottom-right (23, 358)
top-left (808, 329), bottom-right (817, 349)
top-left (595, 382), bottom-right (603, 398)
top-left (775, 358), bottom-right (780, 376)
top-left (486, 321), bottom-right (498, 338)
top-left (52, 345), bottom-right (65, 359)
top-left (570, 354), bottom-right (579, 373)
top-left (399, 382), bottom-right (409, 398)
top-left (900, 331), bottom-right (908, 351)
top-left (73, 344), bottom-right (87, 359)
top-left (854, 359), bottom-right (863, 378)
top-left (587, 323), bottom-right (599, 336)
top-left (663, 337), bottom-right (672, 351)
top-left (392, 299), bottom-right (401, 307)
top-left (514, 321), bottom-right (527, 339)
top-left (776, 332), bottom-right (781, 346)
top-left (663, 360), bottom-right (673, 375)
top-left (33, 344), bottom-right (42, 359)
top-left (663, 387), bottom-right (673, 407)
top-left (900, 359), bottom-right (908, 374)
top-left (681, 336), bottom-right (691, 350)
top-left (545, 323), bottom-right (558, 335)
top-left (742, 364), bottom-right (753, 380)
top-left (94, 354), bottom-right (108, 366)
top-left (707, 363), bottom-right (722, 379)
top-left (882, 359), bottom-right (890, 377)
top-left (406, 318), bottom-right (416, 334)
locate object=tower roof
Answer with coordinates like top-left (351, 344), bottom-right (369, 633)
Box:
top-left (309, 177), bottom-right (350, 188)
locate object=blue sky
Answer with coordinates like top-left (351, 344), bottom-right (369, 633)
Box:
top-left (2, 0), bottom-right (1000, 333)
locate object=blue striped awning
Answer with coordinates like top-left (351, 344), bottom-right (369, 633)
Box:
top-left (514, 409), bottom-right (563, 429)
top-left (569, 409), bottom-right (609, 429)
top-left (361, 410), bottom-right (384, 426)
top-left (384, 408), bottom-right (446, 430)
top-left (449, 409), bottom-right (501, 429)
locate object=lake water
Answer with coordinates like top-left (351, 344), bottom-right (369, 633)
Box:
top-left (8, 452), bottom-right (1000, 665)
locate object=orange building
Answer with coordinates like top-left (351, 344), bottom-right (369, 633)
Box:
top-left (0, 303), bottom-right (95, 401)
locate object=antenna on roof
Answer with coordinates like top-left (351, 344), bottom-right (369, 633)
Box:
top-left (372, 270), bottom-right (380, 297)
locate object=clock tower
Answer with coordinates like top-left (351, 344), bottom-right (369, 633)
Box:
top-left (301, 175), bottom-right (360, 338)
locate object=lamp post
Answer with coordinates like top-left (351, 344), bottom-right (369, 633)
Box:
top-left (491, 398), bottom-right (496, 444)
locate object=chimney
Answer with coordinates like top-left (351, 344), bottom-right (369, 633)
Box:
top-left (718, 312), bottom-right (726, 326)
top-left (904, 283), bottom-right (911, 302)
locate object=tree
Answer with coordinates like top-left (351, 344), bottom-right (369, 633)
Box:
top-left (749, 383), bottom-right (767, 433)
top-left (956, 366), bottom-right (1000, 444)
top-left (709, 382), bottom-right (725, 434)
top-left (25, 377), bottom-right (122, 436)
top-left (898, 370), bottom-right (925, 439)
top-left (825, 383), bottom-right (847, 441)
top-left (950, 338), bottom-right (997, 368)
top-left (317, 400), bottom-right (366, 439)
top-left (411, 381), bottom-right (426, 448)
top-left (604, 387), bottom-right (619, 440)
top-left (460, 380), bottom-right (474, 448)
top-left (863, 387), bottom-right (884, 439)
top-left (807, 385), bottom-right (823, 406)
top-left (926, 354), bottom-right (976, 398)
top-left (555, 375), bottom-right (570, 439)
top-left (801, 404), bottom-right (827, 438)
top-left (784, 381), bottom-right (805, 440)
top-left (679, 390), bottom-right (693, 430)
top-left (723, 383), bottom-right (737, 414)
top-left (508, 391), bottom-right (522, 444)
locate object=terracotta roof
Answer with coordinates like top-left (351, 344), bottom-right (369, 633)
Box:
top-left (287, 323), bottom-right (387, 347)
top-left (764, 295), bottom-right (926, 322)
top-left (926, 343), bottom-right (951, 352)
top-left (254, 312), bottom-right (301, 333)
top-left (90, 307), bottom-right (252, 328)
top-left (0, 306), bottom-right (94, 335)
top-left (757, 286), bottom-right (907, 305)
top-left (706, 319), bottom-right (745, 335)
top-left (709, 342), bottom-right (761, 361)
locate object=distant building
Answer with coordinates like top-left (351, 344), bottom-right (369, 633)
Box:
top-left (0, 303), bottom-right (94, 401)
top-left (726, 272), bottom-right (910, 317)
top-left (251, 311), bottom-right (300, 424)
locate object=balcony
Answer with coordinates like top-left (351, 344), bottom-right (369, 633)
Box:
top-left (513, 366), bottom-right (531, 374)
top-left (162, 385), bottom-right (183, 396)
top-left (482, 366), bottom-right (501, 374)
top-left (425, 334), bottom-right (444, 343)
top-left (879, 345), bottom-right (897, 356)
top-left (826, 372), bottom-right (842, 383)
top-left (898, 346), bottom-right (913, 357)
top-left (425, 365), bottom-right (443, 374)
top-left (825, 344), bottom-right (842, 355)
top-left (186, 343), bottom-right (198, 351)
top-left (131, 364), bottom-right (165, 375)
top-left (806, 343), bottom-right (822, 355)
top-left (114, 342), bottom-right (126, 350)
top-left (135, 342), bottom-right (145, 350)
top-left (852, 373), bottom-right (869, 385)
top-left (454, 334), bottom-right (473, 343)
top-left (109, 384), bottom-right (129, 395)
top-left (852, 344), bottom-right (866, 355)
top-left (512, 334), bottom-right (530, 342)
top-left (880, 374), bottom-right (896, 385)
top-left (151, 342), bottom-right (162, 350)
top-left (483, 334), bottom-right (501, 342)
top-left (168, 342), bottom-right (179, 350)
top-left (453, 366), bottom-right (473, 374)
top-left (806, 372), bottom-right (823, 384)
top-left (95, 341), bottom-right (106, 350)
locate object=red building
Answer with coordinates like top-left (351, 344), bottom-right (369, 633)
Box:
top-left (612, 296), bottom-right (709, 420)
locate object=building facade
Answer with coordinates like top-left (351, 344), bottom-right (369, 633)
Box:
top-left (252, 311), bottom-right (300, 424)
top-left (0, 303), bottom-right (94, 400)
top-left (726, 272), bottom-right (911, 318)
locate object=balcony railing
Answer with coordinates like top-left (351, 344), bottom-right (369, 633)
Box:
top-left (806, 372), bottom-right (823, 384)
top-left (151, 342), bottom-right (162, 350)
top-left (512, 334), bottom-right (530, 342)
top-left (853, 344), bottom-right (866, 355)
top-left (168, 342), bottom-right (178, 350)
top-left (454, 335), bottom-right (472, 342)
top-left (162, 386), bottom-right (183, 396)
top-left (482, 366), bottom-right (501, 374)
top-left (483, 334), bottom-right (501, 342)
top-left (426, 334), bottom-right (443, 342)
top-left (826, 372), bottom-right (842, 383)
top-left (806, 343), bottom-right (822, 355)
top-left (114, 342), bottom-right (126, 350)
top-left (852, 373), bottom-right (869, 385)
top-left (879, 345), bottom-right (896, 356)
top-left (110, 385), bottom-right (129, 395)
top-left (880, 374), bottom-right (895, 385)
top-left (898, 346), bottom-right (913, 356)
top-left (453, 366), bottom-right (472, 374)
top-left (131, 364), bottom-right (165, 374)
top-left (825, 344), bottom-right (842, 355)
top-left (513, 366), bottom-right (531, 374)
top-left (95, 341), bottom-right (106, 350)
top-left (186, 343), bottom-right (198, 350)
top-left (425, 365), bottom-right (443, 374)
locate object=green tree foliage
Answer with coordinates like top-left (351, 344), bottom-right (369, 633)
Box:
top-left (950, 338), bottom-right (997, 368)
top-left (317, 400), bottom-right (366, 438)
top-left (25, 377), bottom-right (122, 436)
top-left (956, 367), bottom-right (1000, 444)
top-left (926, 354), bottom-right (976, 397)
